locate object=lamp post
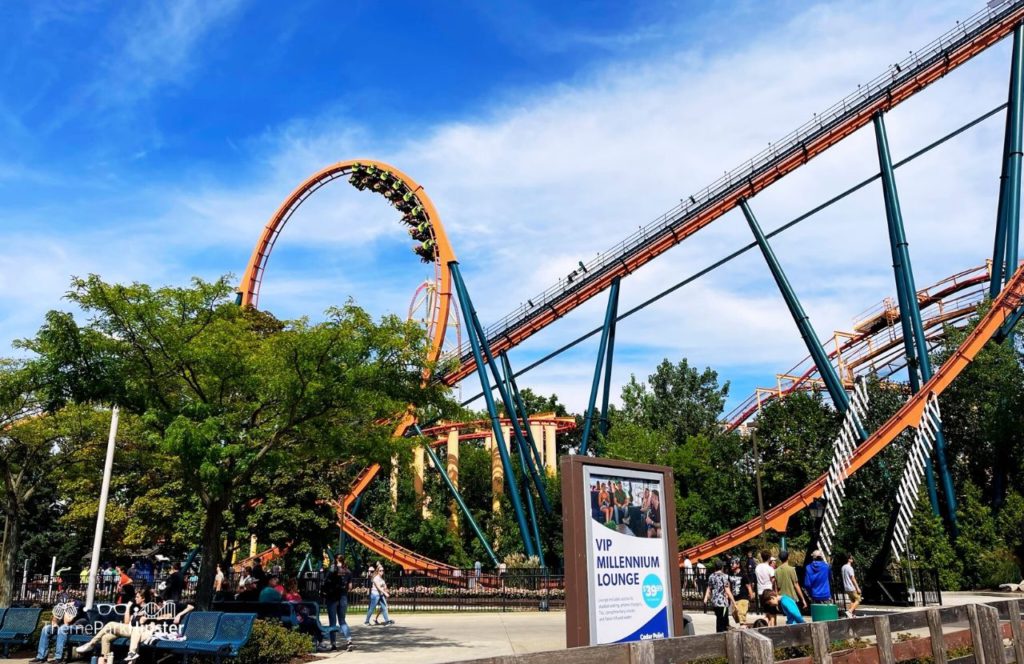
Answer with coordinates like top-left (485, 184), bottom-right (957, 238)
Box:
top-left (85, 406), bottom-right (119, 610)
top-left (808, 498), bottom-right (826, 560)
top-left (808, 498), bottom-right (826, 522)
top-left (751, 428), bottom-right (767, 546)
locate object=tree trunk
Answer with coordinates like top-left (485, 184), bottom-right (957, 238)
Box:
top-left (194, 499), bottom-right (228, 610)
top-left (0, 509), bottom-right (21, 606)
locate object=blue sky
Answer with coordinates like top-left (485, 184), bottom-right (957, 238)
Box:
top-left (0, 0), bottom-right (1017, 414)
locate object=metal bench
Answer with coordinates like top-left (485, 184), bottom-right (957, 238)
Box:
top-left (171, 613), bottom-right (256, 663)
top-left (151, 611), bottom-right (220, 660)
top-left (0, 607), bottom-right (43, 657)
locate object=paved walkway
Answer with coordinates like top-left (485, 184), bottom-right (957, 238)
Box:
top-left (9, 592), bottom-right (1022, 664)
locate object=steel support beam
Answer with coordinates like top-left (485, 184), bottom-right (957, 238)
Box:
top-left (522, 470), bottom-right (546, 568)
top-left (417, 426), bottom-right (500, 566)
top-left (740, 200), bottom-right (867, 439)
top-left (493, 359), bottom-right (547, 567)
top-left (599, 278), bottom-right (621, 437)
top-left (500, 351), bottom-right (546, 471)
top-left (994, 24), bottom-right (1024, 298)
top-left (449, 261), bottom-right (537, 557)
top-left (580, 278), bottom-right (621, 454)
top-left (873, 112), bottom-right (956, 527)
top-left (450, 268), bottom-right (552, 513)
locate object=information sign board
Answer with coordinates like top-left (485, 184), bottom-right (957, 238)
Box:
top-left (561, 456), bottom-right (683, 647)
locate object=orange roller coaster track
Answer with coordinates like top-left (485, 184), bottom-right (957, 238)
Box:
top-left (682, 264), bottom-right (1024, 564)
top-left (237, 159), bottom-right (460, 571)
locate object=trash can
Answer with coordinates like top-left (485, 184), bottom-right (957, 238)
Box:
top-left (810, 603), bottom-right (839, 622)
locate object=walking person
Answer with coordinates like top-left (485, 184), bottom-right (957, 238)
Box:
top-left (842, 554), bottom-right (862, 617)
top-left (754, 551), bottom-right (777, 625)
top-left (728, 558), bottom-right (753, 627)
top-left (774, 551), bottom-right (807, 609)
top-left (213, 562), bottom-right (227, 602)
top-left (323, 555), bottom-right (354, 651)
top-left (161, 561), bottom-right (184, 604)
top-left (364, 564), bottom-right (394, 626)
top-left (703, 559), bottom-right (734, 633)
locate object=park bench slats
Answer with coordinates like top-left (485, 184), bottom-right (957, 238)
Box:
top-left (0, 607), bottom-right (42, 657)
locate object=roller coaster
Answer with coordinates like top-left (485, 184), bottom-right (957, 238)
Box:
top-left (236, 1), bottom-right (1024, 573)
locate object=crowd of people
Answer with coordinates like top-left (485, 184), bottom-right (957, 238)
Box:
top-left (30, 562), bottom-right (191, 664)
top-left (590, 480), bottom-right (663, 538)
top-left (698, 549), bottom-right (862, 633)
top-left (28, 554), bottom-right (409, 661)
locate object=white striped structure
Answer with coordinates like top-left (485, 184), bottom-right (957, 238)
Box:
top-left (818, 378), bottom-right (870, 557)
top-left (891, 394), bottom-right (942, 561)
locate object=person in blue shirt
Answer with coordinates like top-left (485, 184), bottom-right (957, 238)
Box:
top-left (803, 549), bottom-right (833, 603)
top-left (762, 591), bottom-right (805, 625)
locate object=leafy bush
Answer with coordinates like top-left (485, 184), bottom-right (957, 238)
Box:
top-left (979, 547), bottom-right (1021, 589)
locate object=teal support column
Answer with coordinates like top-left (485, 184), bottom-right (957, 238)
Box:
top-left (496, 357), bottom-right (547, 567)
top-left (418, 426), bottom-right (500, 567)
top-left (873, 112), bottom-right (957, 528)
top-left (599, 278), bottom-right (621, 437)
top-left (580, 278), bottom-right (621, 454)
top-left (993, 24), bottom-right (1024, 298)
top-left (522, 471), bottom-right (546, 569)
top-left (450, 266), bottom-right (551, 514)
top-left (499, 351), bottom-right (545, 471)
top-left (449, 262), bottom-right (537, 557)
top-left (740, 199), bottom-right (867, 440)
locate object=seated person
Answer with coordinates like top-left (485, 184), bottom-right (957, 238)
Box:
top-left (645, 490), bottom-right (662, 538)
top-left (125, 598), bottom-right (194, 661)
top-left (762, 591), bottom-right (804, 625)
top-left (77, 588), bottom-right (154, 661)
top-left (282, 578), bottom-right (303, 602)
top-left (258, 575), bottom-right (284, 602)
top-left (29, 594), bottom-right (84, 663)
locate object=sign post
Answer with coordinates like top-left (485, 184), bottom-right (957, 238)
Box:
top-left (561, 456), bottom-right (683, 647)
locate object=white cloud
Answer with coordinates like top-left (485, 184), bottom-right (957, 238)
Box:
top-left (104, 0), bottom-right (246, 103)
top-left (2, 0), bottom-right (1016, 413)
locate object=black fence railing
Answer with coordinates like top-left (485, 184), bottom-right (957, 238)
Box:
top-left (13, 570), bottom-right (566, 613)
top-left (864, 566), bottom-right (943, 607)
top-left (14, 565), bottom-right (937, 613)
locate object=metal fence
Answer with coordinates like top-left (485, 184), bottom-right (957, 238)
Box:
top-left (13, 565), bottom-right (938, 613)
top-left (13, 570), bottom-right (566, 613)
top-left (348, 572), bottom-right (564, 613)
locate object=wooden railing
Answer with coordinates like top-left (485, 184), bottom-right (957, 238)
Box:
top-left (457, 599), bottom-right (1024, 664)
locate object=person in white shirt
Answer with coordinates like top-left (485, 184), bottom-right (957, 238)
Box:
top-left (364, 564), bottom-right (394, 626)
top-left (754, 551), bottom-right (777, 625)
top-left (683, 557), bottom-right (694, 590)
top-left (842, 554), bottom-right (862, 616)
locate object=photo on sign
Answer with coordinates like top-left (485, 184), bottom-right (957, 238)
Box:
top-left (588, 473), bottom-right (663, 539)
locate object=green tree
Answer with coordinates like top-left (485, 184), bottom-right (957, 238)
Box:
top-left (752, 390), bottom-right (839, 507)
top-left (0, 369), bottom-right (113, 604)
top-left (23, 275), bottom-right (451, 607)
top-left (934, 319), bottom-right (1024, 509)
top-left (620, 358), bottom-right (728, 443)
